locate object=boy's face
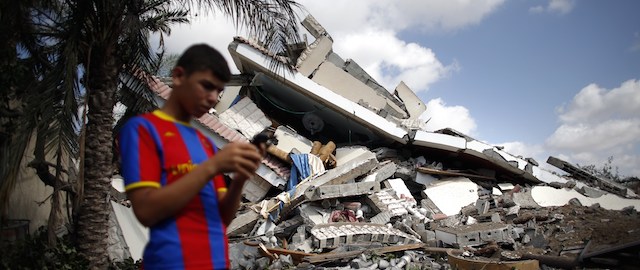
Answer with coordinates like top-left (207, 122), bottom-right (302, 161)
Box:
top-left (173, 67), bottom-right (225, 117)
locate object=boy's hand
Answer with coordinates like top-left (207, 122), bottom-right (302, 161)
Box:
top-left (206, 142), bottom-right (262, 180)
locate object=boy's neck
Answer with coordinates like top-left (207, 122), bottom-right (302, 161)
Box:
top-left (160, 102), bottom-right (191, 123)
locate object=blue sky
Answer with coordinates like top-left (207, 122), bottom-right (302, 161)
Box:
top-left (421, 0), bottom-right (640, 144)
top-left (154, 0), bottom-right (640, 176)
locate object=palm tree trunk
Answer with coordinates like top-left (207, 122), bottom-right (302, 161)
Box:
top-left (76, 43), bottom-right (118, 269)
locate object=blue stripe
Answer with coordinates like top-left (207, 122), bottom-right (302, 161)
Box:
top-left (120, 118), bottom-right (142, 185)
top-left (140, 120), bottom-right (166, 186)
top-left (145, 219), bottom-right (185, 269)
top-left (175, 126), bottom-right (227, 267)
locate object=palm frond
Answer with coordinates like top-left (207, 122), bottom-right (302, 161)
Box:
top-left (178, 0), bottom-right (304, 73)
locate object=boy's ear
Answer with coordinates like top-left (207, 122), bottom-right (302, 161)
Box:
top-left (172, 66), bottom-right (185, 86)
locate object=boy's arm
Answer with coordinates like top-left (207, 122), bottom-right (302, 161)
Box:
top-left (127, 142), bottom-right (261, 227)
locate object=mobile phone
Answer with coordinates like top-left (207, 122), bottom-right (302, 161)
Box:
top-left (250, 132), bottom-right (272, 147)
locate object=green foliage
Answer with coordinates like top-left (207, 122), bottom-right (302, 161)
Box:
top-left (1, 228), bottom-right (88, 270)
top-left (579, 156), bottom-right (622, 182)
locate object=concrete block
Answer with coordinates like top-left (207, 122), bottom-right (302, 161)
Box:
top-left (577, 185), bottom-right (607, 198)
top-left (299, 204), bottom-right (331, 227)
top-left (304, 181), bottom-right (379, 201)
top-left (242, 176), bottom-right (271, 202)
top-left (312, 61), bottom-right (398, 116)
top-left (367, 189), bottom-right (409, 217)
top-left (512, 190), bottom-right (541, 209)
top-left (435, 222), bottom-right (512, 247)
top-left (568, 198), bottom-right (582, 206)
top-left (362, 160), bottom-right (397, 183)
top-left (506, 205), bottom-right (520, 217)
top-left (490, 212), bottom-right (502, 223)
top-left (310, 223), bottom-right (419, 249)
top-left (227, 210), bottom-right (260, 236)
top-left (369, 211), bottom-right (393, 224)
top-left (394, 81), bottom-right (426, 119)
top-left (412, 131), bottom-right (467, 152)
top-left (297, 36), bottom-right (333, 77)
top-left (301, 14), bottom-right (329, 39)
top-left (476, 199), bottom-right (490, 215)
top-left (510, 226), bottom-right (525, 240)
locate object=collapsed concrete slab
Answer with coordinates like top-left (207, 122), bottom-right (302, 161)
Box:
top-left (435, 222), bottom-right (512, 248)
top-left (547, 156), bottom-right (630, 197)
top-left (421, 177), bottom-right (481, 216)
top-left (310, 223), bottom-right (420, 249)
top-left (304, 181), bottom-right (379, 201)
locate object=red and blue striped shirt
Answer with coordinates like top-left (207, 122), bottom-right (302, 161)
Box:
top-left (119, 110), bottom-right (229, 269)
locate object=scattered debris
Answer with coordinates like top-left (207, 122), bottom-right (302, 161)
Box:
top-left (110, 14), bottom-right (640, 269)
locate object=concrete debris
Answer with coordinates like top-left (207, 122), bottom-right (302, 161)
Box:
top-left (110, 14), bottom-right (640, 269)
top-left (547, 156), bottom-right (631, 198)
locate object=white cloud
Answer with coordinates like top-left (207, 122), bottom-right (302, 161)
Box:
top-left (557, 80), bottom-right (640, 123)
top-left (499, 141), bottom-right (545, 160)
top-left (298, 0), bottom-right (506, 34)
top-left (155, 2), bottom-right (506, 93)
top-left (530, 0), bottom-right (575, 15)
top-left (420, 98), bottom-right (477, 135)
top-left (296, 0), bottom-right (502, 92)
top-left (529, 6), bottom-right (545, 13)
top-left (545, 79), bottom-right (640, 177)
top-left (548, 0), bottom-right (575, 14)
top-left (334, 29), bottom-right (458, 92)
top-left (149, 14), bottom-right (242, 73)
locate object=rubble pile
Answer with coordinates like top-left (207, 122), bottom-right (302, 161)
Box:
top-left (111, 14), bottom-right (640, 269)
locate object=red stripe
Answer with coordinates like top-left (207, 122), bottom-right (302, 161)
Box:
top-left (176, 196), bottom-right (213, 269)
top-left (154, 119), bottom-right (214, 268)
top-left (137, 125), bottom-right (160, 183)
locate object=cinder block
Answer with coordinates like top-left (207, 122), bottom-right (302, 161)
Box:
top-left (435, 222), bottom-right (512, 247)
top-left (310, 223), bottom-right (419, 249)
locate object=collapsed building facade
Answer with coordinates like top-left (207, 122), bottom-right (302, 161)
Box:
top-left (110, 16), bottom-right (640, 269)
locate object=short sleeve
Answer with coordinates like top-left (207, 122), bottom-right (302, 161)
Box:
top-left (119, 117), bottom-right (162, 191)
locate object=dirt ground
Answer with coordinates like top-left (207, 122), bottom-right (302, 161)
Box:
top-left (515, 204), bottom-right (640, 257)
top-left (462, 204), bottom-right (640, 269)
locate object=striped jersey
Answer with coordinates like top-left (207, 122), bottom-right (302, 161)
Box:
top-left (119, 110), bottom-right (229, 269)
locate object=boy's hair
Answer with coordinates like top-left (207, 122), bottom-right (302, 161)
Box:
top-left (175, 44), bottom-right (231, 82)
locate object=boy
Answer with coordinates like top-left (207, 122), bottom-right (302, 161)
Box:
top-left (118, 44), bottom-right (263, 269)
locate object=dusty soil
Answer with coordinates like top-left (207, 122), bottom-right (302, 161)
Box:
top-left (516, 204), bottom-right (640, 257)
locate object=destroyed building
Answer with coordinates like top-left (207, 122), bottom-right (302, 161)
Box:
top-left (108, 15), bottom-right (640, 269)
